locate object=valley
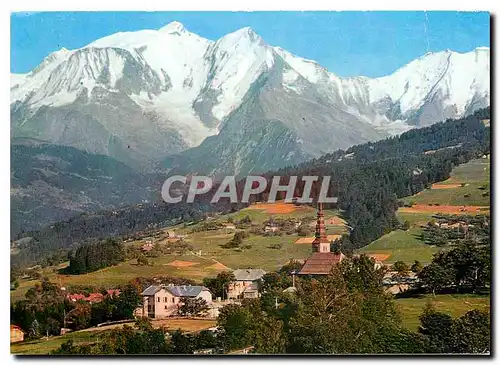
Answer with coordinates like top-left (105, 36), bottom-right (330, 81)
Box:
top-left (11, 156), bottom-right (490, 302)
top-left (10, 121), bottom-right (491, 355)
top-left (10, 139), bottom-right (162, 235)
top-left (10, 202), bottom-right (346, 301)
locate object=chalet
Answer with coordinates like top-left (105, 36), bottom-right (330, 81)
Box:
top-left (223, 223), bottom-right (236, 230)
top-left (382, 273), bottom-right (418, 294)
top-left (10, 325), bottom-right (24, 343)
top-left (264, 225), bottom-right (279, 233)
top-left (227, 269), bottom-right (266, 299)
top-left (141, 242), bottom-right (154, 252)
top-left (352, 254), bottom-right (385, 270)
top-left (141, 285), bottom-right (212, 318)
top-left (298, 203), bottom-right (345, 276)
top-left (166, 231), bottom-right (187, 243)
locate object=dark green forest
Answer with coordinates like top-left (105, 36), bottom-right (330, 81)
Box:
top-left (64, 238), bottom-right (125, 275)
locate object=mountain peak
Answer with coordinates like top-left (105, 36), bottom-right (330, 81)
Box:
top-left (235, 26), bottom-right (259, 38)
top-left (159, 21), bottom-right (186, 34)
top-left (217, 26), bottom-right (264, 49)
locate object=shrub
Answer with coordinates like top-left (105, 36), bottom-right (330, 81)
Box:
top-left (269, 243), bottom-right (283, 250)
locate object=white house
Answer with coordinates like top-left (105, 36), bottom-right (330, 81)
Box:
top-left (141, 285), bottom-right (212, 318)
top-left (227, 269), bottom-right (266, 299)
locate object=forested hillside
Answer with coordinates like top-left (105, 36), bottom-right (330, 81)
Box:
top-left (12, 108), bottom-right (490, 267)
top-left (252, 107), bottom-right (490, 249)
top-left (11, 139), bottom-right (162, 235)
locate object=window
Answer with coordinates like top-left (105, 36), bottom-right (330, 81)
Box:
top-left (172, 297), bottom-right (175, 303)
top-left (165, 306), bottom-right (168, 310)
top-left (164, 297), bottom-right (167, 303)
top-left (157, 297), bottom-right (160, 302)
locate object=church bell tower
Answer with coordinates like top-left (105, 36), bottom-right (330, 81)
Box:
top-left (312, 203), bottom-right (330, 253)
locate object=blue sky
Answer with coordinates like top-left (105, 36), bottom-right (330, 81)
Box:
top-left (11, 11), bottom-right (490, 77)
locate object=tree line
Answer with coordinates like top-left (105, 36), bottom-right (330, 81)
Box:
top-left (10, 279), bottom-right (141, 338)
top-left (64, 238), bottom-right (125, 275)
top-left (418, 240), bottom-right (490, 295)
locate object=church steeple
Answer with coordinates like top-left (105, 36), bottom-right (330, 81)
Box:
top-left (312, 202), bottom-right (330, 253)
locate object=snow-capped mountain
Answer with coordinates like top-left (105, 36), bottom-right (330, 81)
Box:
top-left (11, 21), bottom-right (490, 174)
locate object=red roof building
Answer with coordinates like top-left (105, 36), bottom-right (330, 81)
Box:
top-left (67, 289), bottom-right (121, 303)
top-left (10, 325), bottom-right (24, 343)
top-left (298, 252), bottom-right (345, 275)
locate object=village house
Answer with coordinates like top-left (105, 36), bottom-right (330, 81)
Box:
top-left (227, 269), bottom-right (266, 299)
top-left (141, 242), bottom-right (154, 252)
top-left (223, 223), bottom-right (236, 230)
top-left (264, 225), bottom-right (279, 233)
top-left (382, 273), bottom-right (418, 294)
top-left (351, 254), bottom-right (385, 270)
top-left (10, 325), bottom-right (24, 343)
top-left (141, 285), bottom-right (212, 318)
top-left (165, 230), bottom-right (187, 243)
top-left (67, 289), bottom-right (120, 304)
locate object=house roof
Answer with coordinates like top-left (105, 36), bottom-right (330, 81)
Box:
top-left (142, 285), bottom-right (163, 296)
top-left (233, 269), bottom-right (266, 281)
top-left (166, 285), bottom-right (209, 297)
top-left (298, 252), bottom-right (345, 275)
top-left (67, 289), bottom-right (120, 303)
top-left (142, 284), bottom-right (210, 297)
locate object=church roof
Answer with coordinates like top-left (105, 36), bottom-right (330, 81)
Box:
top-left (298, 252), bottom-right (345, 275)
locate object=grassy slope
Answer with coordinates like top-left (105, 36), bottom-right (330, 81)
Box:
top-left (11, 318), bottom-right (216, 355)
top-left (363, 158), bottom-right (491, 332)
top-left (402, 157), bottom-right (490, 206)
top-left (11, 204), bottom-right (346, 300)
top-left (359, 158), bottom-right (490, 264)
top-left (11, 159), bottom-right (491, 347)
top-left (11, 330), bottom-right (102, 355)
top-left (396, 294), bottom-right (490, 331)
top-left (359, 228), bottom-right (441, 264)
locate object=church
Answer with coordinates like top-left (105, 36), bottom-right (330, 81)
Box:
top-left (298, 203), bottom-right (345, 276)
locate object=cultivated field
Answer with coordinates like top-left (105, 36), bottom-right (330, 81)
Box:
top-left (396, 294), bottom-right (490, 331)
top-left (402, 157), bottom-right (490, 207)
top-left (358, 228), bottom-right (441, 264)
top-left (358, 158), bottom-right (490, 264)
top-left (11, 160), bottom-right (490, 346)
top-left (11, 202), bottom-right (347, 300)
